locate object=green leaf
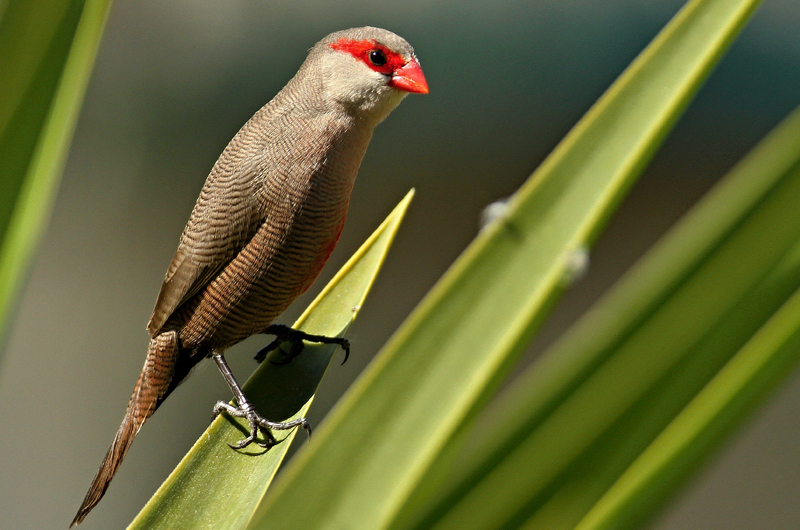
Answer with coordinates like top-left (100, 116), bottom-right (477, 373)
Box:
top-left (0, 0), bottom-right (112, 349)
top-left (127, 190), bottom-right (414, 530)
top-left (408, 103), bottom-right (800, 530)
top-left (574, 277), bottom-right (800, 530)
top-left (246, 1), bottom-right (763, 529)
top-left (402, 100), bottom-right (800, 530)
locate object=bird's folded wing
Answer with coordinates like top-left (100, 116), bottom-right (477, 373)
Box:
top-left (147, 157), bottom-right (265, 336)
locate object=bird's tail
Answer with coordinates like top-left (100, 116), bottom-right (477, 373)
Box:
top-left (70, 331), bottom-right (179, 527)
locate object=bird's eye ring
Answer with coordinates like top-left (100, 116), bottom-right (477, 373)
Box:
top-left (368, 49), bottom-right (388, 66)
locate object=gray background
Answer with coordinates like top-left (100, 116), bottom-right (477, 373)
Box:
top-left (2, 0), bottom-right (800, 528)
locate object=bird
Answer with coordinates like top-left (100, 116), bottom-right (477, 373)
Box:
top-left (71, 26), bottom-right (427, 526)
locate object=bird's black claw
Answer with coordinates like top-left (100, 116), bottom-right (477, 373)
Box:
top-left (227, 434), bottom-right (273, 450)
top-left (253, 337), bottom-right (282, 364)
top-left (339, 339), bottom-right (350, 365)
top-left (257, 324), bottom-right (351, 365)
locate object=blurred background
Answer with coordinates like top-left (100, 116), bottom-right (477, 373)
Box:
top-left (2, 0), bottom-right (800, 528)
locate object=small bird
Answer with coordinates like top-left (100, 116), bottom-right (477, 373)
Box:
top-left (71, 26), bottom-right (427, 526)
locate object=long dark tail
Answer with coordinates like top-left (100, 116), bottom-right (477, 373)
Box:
top-left (70, 331), bottom-right (180, 527)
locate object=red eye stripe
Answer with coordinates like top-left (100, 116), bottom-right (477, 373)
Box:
top-left (329, 38), bottom-right (406, 75)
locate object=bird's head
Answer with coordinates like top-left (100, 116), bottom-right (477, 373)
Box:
top-left (311, 27), bottom-right (428, 123)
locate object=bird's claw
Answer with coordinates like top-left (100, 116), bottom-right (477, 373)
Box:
top-left (255, 324), bottom-right (350, 365)
top-left (212, 400), bottom-right (310, 450)
top-left (227, 427), bottom-right (275, 450)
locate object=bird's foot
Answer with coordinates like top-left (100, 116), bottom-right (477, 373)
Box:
top-left (212, 400), bottom-right (311, 450)
top-left (255, 324), bottom-right (350, 365)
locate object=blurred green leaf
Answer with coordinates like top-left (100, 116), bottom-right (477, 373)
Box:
top-left (406, 104), bottom-right (800, 530)
top-left (128, 191), bottom-right (414, 530)
top-left (0, 0), bottom-right (112, 350)
top-left (574, 279), bottom-right (800, 530)
top-left (246, 1), bottom-right (763, 529)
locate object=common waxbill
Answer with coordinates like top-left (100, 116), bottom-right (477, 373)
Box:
top-left (71, 26), bottom-right (427, 526)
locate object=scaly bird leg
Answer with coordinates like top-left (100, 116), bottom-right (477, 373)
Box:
top-left (211, 352), bottom-right (311, 449)
top-left (254, 323), bottom-right (350, 365)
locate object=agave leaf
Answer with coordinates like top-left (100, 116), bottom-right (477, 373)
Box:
top-left (574, 283), bottom-right (800, 530)
top-left (246, 1), bottom-right (763, 529)
top-left (405, 103), bottom-right (800, 530)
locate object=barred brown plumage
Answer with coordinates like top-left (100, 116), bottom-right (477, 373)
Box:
top-left (71, 26), bottom-right (427, 526)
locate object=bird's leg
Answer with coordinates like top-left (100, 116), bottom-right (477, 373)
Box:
top-left (211, 352), bottom-right (311, 449)
top-left (254, 323), bottom-right (350, 365)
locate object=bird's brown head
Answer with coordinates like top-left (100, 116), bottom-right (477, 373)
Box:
top-left (310, 27), bottom-right (428, 122)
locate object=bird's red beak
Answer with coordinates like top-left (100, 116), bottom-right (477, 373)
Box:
top-left (389, 58), bottom-right (429, 94)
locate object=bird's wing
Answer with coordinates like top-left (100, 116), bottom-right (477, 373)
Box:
top-left (146, 156), bottom-right (264, 337)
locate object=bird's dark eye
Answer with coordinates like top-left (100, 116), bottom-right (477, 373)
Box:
top-left (368, 49), bottom-right (388, 66)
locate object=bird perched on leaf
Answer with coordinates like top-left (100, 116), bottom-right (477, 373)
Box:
top-left (71, 26), bottom-right (427, 526)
